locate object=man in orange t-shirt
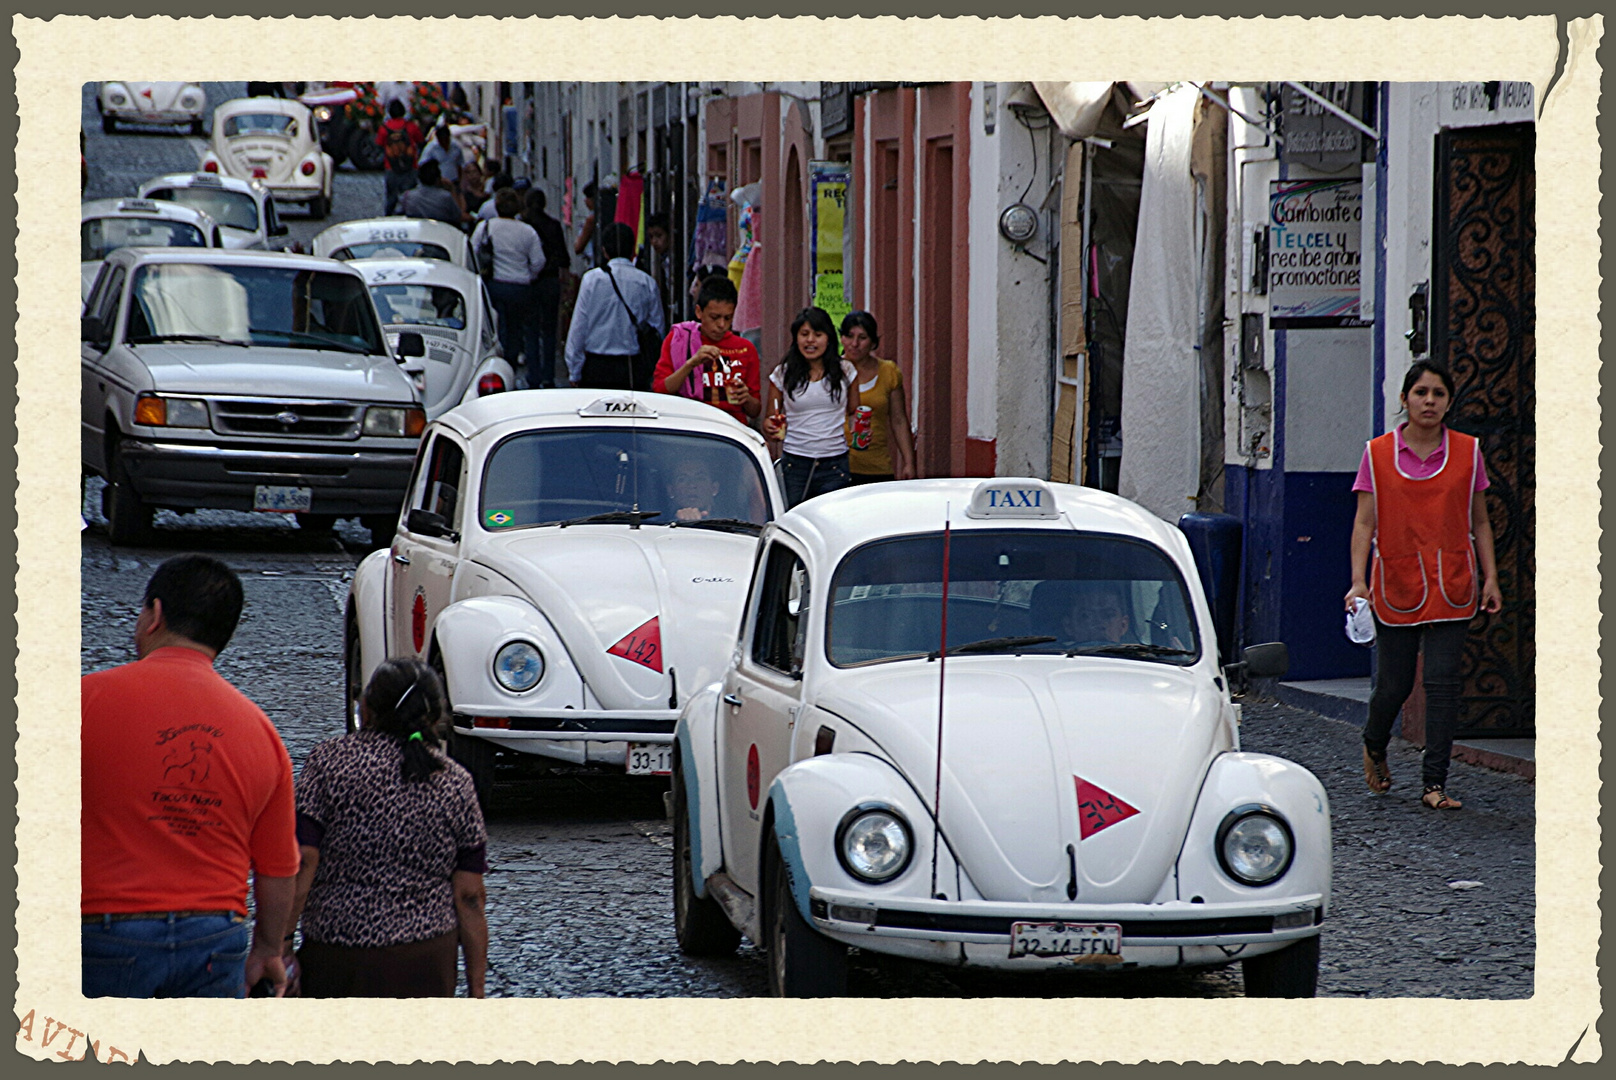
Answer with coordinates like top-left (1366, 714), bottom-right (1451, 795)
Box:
top-left (652, 274), bottom-right (761, 425)
top-left (82, 555), bottom-right (300, 998)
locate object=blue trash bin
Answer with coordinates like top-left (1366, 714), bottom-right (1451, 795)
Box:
top-left (1177, 512), bottom-right (1243, 666)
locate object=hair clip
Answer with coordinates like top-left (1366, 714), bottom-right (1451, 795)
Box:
top-left (407, 731), bottom-right (424, 743)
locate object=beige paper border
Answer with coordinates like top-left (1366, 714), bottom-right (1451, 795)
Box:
top-left (15, 14), bottom-right (1598, 1065)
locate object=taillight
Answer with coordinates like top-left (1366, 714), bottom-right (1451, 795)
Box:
top-left (300, 161), bottom-right (316, 176)
top-left (477, 373), bottom-right (506, 396)
top-left (251, 168), bottom-right (267, 179)
top-left (202, 160), bottom-right (218, 173)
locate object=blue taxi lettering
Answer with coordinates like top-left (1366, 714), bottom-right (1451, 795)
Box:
top-left (988, 489), bottom-right (1041, 508)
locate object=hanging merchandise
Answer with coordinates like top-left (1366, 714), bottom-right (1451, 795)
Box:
top-left (732, 207), bottom-right (763, 334)
top-left (615, 170), bottom-right (646, 247)
top-left (690, 176), bottom-right (730, 274)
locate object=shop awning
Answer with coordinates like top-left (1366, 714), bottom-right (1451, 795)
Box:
top-left (1031, 81), bottom-right (1167, 140)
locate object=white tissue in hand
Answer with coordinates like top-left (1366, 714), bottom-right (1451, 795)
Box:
top-left (1345, 597), bottom-right (1375, 645)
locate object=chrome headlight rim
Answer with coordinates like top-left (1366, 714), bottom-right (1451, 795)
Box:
top-left (834, 802), bottom-right (914, 884)
top-left (492, 639), bottom-right (545, 693)
top-left (1214, 803), bottom-right (1296, 886)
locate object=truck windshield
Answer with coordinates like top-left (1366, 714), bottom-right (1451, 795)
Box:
top-left (828, 530), bottom-right (1200, 667)
top-left (125, 262), bottom-right (387, 355)
top-left (480, 428), bottom-right (772, 530)
top-left (82, 217), bottom-right (206, 262)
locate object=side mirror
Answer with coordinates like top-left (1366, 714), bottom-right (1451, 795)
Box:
top-left (1238, 642), bottom-right (1290, 680)
top-left (406, 507), bottom-right (460, 542)
top-left (270, 220), bottom-right (290, 237)
top-left (396, 331), bottom-right (426, 361)
top-left (81, 314), bottom-right (106, 344)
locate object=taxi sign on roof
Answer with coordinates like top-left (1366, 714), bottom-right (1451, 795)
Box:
top-left (579, 396), bottom-right (658, 419)
top-left (965, 478), bottom-right (1059, 520)
top-left (117, 199), bottom-right (158, 213)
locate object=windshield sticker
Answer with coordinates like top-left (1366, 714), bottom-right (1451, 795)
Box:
top-left (1074, 777), bottom-right (1139, 839)
top-left (484, 509), bottom-right (515, 527)
top-left (607, 616), bottom-right (663, 673)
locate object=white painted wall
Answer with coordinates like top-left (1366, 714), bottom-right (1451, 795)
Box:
top-left (1224, 87), bottom-right (1280, 471)
top-left (966, 82), bottom-right (1000, 448)
top-left (1381, 82), bottom-right (1439, 425)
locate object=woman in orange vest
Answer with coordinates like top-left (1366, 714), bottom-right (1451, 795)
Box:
top-left (1345, 361), bottom-right (1503, 810)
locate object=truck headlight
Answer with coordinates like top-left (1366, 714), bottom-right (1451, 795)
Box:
top-left (1216, 806), bottom-right (1295, 886)
top-left (363, 406), bottom-right (426, 437)
top-left (836, 806), bottom-right (913, 883)
top-left (493, 641), bottom-right (544, 692)
top-left (134, 394), bottom-right (208, 428)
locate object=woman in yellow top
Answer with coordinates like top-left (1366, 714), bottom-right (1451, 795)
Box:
top-left (839, 311), bottom-right (916, 483)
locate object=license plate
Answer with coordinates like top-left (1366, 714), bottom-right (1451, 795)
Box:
top-left (1009, 921), bottom-right (1123, 962)
top-left (626, 743), bottom-right (672, 776)
top-left (253, 485), bottom-right (313, 513)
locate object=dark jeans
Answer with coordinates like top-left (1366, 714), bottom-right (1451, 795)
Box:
top-left (383, 168), bottom-right (416, 216)
top-left (1363, 616), bottom-right (1470, 788)
top-left (487, 280), bottom-right (532, 369)
top-left (780, 451), bottom-right (852, 508)
top-left (578, 351), bottom-right (652, 391)
top-left (82, 912), bottom-right (250, 998)
top-left (530, 276), bottom-right (561, 388)
top-left (851, 472), bottom-right (895, 485)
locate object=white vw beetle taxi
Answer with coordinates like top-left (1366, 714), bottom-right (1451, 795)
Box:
top-left (138, 172), bottom-right (289, 251)
top-left (345, 391), bottom-right (785, 804)
top-left (199, 97), bottom-right (333, 218)
top-left (673, 478), bottom-right (1329, 997)
top-left (354, 258), bottom-right (513, 418)
top-left (81, 198), bottom-right (219, 301)
top-left (98, 81), bottom-right (207, 134)
top-left (312, 217), bottom-right (477, 273)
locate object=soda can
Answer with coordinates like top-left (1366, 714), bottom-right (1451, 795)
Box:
top-left (851, 406), bottom-right (874, 450)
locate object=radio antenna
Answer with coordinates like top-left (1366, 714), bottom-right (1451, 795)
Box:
top-left (929, 502), bottom-right (952, 899)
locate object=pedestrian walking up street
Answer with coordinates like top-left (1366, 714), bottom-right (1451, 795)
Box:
top-left (416, 122), bottom-right (465, 187)
top-left (1345, 360), bottom-right (1504, 811)
top-left (764, 306), bottom-right (862, 507)
top-left (377, 100), bottom-right (424, 217)
top-left (839, 310), bottom-right (916, 483)
top-left (521, 187), bottom-right (571, 389)
top-left (471, 188), bottom-right (546, 381)
top-left (288, 660), bottom-right (489, 998)
top-left (566, 222), bottom-right (665, 391)
top-left (82, 555), bottom-right (299, 998)
top-left (396, 159), bottom-right (462, 226)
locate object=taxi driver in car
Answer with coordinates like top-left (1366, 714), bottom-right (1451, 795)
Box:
top-left (1061, 581), bottom-right (1134, 646)
top-left (667, 458), bottom-right (721, 522)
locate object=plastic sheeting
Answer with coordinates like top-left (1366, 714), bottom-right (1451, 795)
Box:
top-left (1117, 84), bottom-right (1201, 523)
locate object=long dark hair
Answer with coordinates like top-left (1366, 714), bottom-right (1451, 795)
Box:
top-left (779, 307), bottom-right (845, 402)
top-left (1401, 360), bottom-right (1456, 398)
top-left (362, 658), bottom-right (448, 783)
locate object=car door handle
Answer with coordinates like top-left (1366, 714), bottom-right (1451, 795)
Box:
top-left (392, 552), bottom-right (411, 565)
top-left (722, 692), bottom-right (743, 708)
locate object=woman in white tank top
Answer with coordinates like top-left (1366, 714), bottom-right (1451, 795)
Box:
top-left (763, 307), bottom-right (861, 508)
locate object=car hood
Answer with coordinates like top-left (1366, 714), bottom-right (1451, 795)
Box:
top-left (813, 659), bottom-right (1227, 904)
top-left (126, 343), bottom-right (415, 402)
top-left (471, 527), bottom-right (758, 710)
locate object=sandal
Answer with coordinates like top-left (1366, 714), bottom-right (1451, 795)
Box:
top-left (1362, 746), bottom-right (1392, 793)
top-left (1421, 785), bottom-right (1463, 810)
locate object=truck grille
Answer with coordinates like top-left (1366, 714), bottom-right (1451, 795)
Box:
top-left (211, 399), bottom-right (361, 439)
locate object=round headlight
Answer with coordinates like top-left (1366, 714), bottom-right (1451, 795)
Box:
top-left (314, 105), bottom-right (332, 122)
top-left (1216, 807), bottom-right (1294, 886)
top-left (108, 93), bottom-right (127, 106)
top-left (493, 641), bottom-right (544, 692)
top-left (837, 807), bottom-right (913, 883)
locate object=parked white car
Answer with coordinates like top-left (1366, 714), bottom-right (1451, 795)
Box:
top-left (345, 391), bottom-right (785, 804)
top-left (81, 198), bottom-right (219, 302)
top-left (313, 217), bottom-right (477, 273)
top-left (138, 172), bottom-right (289, 251)
top-left (672, 477), bottom-right (1329, 997)
top-left (199, 97), bottom-right (334, 218)
top-left (80, 247), bottom-right (427, 545)
top-left (97, 81), bottom-right (206, 134)
top-left (355, 258), bottom-right (513, 417)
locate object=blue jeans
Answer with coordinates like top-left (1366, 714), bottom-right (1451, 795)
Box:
top-left (780, 451), bottom-right (852, 509)
top-left (383, 168), bottom-right (416, 216)
top-left (82, 913), bottom-right (251, 998)
top-left (487, 280), bottom-right (532, 370)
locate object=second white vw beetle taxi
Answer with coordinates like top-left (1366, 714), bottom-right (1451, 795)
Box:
top-left (138, 172), bottom-right (289, 251)
top-left (97, 81), bottom-right (207, 134)
top-left (199, 97), bottom-right (334, 218)
top-left (354, 258), bottom-right (514, 418)
top-left (345, 391), bottom-right (785, 805)
top-left (672, 478), bottom-right (1329, 997)
top-left (81, 197), bottom-right (219, 301)
top-left (312, 217), bottom-right (477, 273)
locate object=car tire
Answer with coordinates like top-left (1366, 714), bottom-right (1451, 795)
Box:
top-left (349, 128), bottom-right (385, 172)
top-left (765, 830), bottom-right (847, 997)
top-left (672, 766), bottom-right (741, 957)
top-left (1242, 934), bottom-right (1320, 998)
top-left (359, 515), bottom-right (395, 551)
top-left (102, 440), bottom-right (153, 546)
top-left (343, 610), bottom-right (365, 735)
top-left (101, 113), bottom-right (116, 135)
top-left (309, 194), bottom-right (330, 220)
top-left (436, 652), bottom-right (495, 808)
top-left (189, 119), bottom-right (205, 137)
top-left (301, 513), bottom-right (338, 534)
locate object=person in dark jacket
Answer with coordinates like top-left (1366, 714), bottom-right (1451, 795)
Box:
top-left (521, 188), bottom-right (570, 389)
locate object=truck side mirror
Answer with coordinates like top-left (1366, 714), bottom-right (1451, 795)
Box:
top-left (81, 314), bottom-right (106, 344)
top-left (396, 331), bottom-right (425, 362)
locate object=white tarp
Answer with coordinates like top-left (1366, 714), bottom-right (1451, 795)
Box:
top-left (1117, 83), bottom-right (1201, 523)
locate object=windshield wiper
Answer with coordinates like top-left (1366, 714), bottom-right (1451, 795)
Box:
top-left (1065, 642), bottom-right (1197, 660)
top-left (928, 635), bottom-right (1057, 660)
top-left (127, 333), bottom-right (249, 347)
top-left (251, 329), bottom-right (373, 355)
top-left (556, 510), bottom-right (663, 529)
top-left (668, 517), bottom-right (762, 535)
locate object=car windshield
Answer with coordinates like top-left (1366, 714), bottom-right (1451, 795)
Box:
top-left (222, 113), bottom-right (296, 138)
top-left (146, 187), bottom-right (259, 232)
top-left (335, 242), bottom-right (453, 262)
top-left (480, 428), bottom-right (771, 530)
top-left (82, 217), bottom-right (206, 262)
top-left (125, 262), bottom-right (386, 354)
top-left (369, 283), bottom-right (466, 329)
top-left (828, 530), bottom-right (1200, 667)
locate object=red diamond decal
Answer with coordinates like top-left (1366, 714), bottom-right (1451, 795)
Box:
top-left (1075, 777), bottom-right (1140, 840)
top-left (607, 616), bottom-right (663, 673)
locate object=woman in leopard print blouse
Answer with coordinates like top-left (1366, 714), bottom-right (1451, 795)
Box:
top-left (287, 659), bottom-right (489, 997)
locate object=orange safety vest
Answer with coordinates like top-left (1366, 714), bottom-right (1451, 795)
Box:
top-left (1367, 428), bottom-right (1480, 625)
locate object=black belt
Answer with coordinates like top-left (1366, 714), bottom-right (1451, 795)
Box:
top-left (83, 910), bottom-right (241, 924)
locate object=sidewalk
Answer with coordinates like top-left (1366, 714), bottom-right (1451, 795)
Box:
top-left (1275, 677), bottom-right (1535, 781)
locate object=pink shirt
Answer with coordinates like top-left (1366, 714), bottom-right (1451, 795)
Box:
top-left (1352, 424), bottom-right (1489, 493)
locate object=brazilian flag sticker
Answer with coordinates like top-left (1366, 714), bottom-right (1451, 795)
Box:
top-left (485, 509), bottom-right (515, 527)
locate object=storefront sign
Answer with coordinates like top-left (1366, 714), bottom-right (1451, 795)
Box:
top-left (1438, 81), bottom-right (1536, 128)
top-left (809, 161), bottom-right (852, 326)
top-left (1268, 178), bottom-right (1366, 329)
top-left (1279, 82), bottom-right (1363, 174)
